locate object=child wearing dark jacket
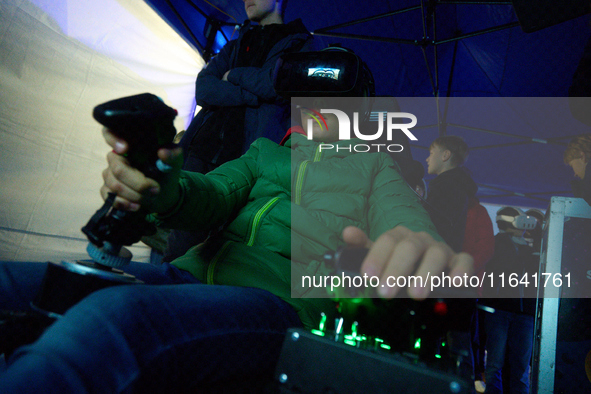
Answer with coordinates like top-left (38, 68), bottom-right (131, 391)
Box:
top-left (425, 135), bottom-right (478, 253)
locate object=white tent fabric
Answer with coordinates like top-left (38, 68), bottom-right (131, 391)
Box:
top-left (0, 0), bottom-right (204, 262)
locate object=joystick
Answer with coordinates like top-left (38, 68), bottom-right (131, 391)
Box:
top-left (82, 93), bottom-right (178, 268)
top-left (1, 94), bottom-right (178, 355)
top-left (33, 93), bottom-right (178, 317)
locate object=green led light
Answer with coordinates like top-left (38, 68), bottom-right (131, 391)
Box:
top-left (311, 329), bottom-right (325, 337)
top-left (344, 339), bottom-right (357, 347)
top-left (380, 344), bottom-right (391, 350)
top-left (319, 313), bottom-right (327, 332)
top-left (344, 335), bottom-right (354, 340)
top-left (335, 317), bottom-right (344, 335)
top-left (435, 354), bottom-right (442, 359)
top-left (351, 322), bottom-right (358, 338)
top-left (441, 341), bottom-right (446, 347)
top-left (414, 338), bottom-right (421, 349)
top-left (375, 337), bottom-right (384, 343)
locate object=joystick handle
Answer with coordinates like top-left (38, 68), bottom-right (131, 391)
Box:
top-left (82, 93), bottom-right (178, 266)
top-left (93, 93), bottom-right (177, 180)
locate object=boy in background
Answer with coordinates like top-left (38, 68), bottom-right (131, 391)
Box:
top-left (425, 135), bottom-right (477, 253)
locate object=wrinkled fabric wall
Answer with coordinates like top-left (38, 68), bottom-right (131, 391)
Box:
top-left (0, 0), bottom-right (204, 261)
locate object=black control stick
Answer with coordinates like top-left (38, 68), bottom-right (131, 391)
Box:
top-left (81, 93), bottom-right (177, 268)
top-left (4, 94), bottom-right (179, 347)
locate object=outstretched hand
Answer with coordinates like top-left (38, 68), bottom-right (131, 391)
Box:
top-left (342, 226), bottom-right (474, 300)
top-left (100, 128), bottom-right (183, 214)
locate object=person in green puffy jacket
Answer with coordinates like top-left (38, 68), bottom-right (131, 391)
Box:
top-left (0, 103), bottom-right (474, 392)
top-left (103, 105), bottom-right (474, 328)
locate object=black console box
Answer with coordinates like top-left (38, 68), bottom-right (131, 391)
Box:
top-left (274, 328), bottom-right (471, 394)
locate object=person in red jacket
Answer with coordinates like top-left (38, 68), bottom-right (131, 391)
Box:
top-left (462, 197), bottom-right (495, 290)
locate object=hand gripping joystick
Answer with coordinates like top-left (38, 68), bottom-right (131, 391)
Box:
top-left (92, 93), bottom-right (178, 181)
top-left (82, 93), bottom-right (177, 268)
top-left (27, 94), bottom-right (177, 329)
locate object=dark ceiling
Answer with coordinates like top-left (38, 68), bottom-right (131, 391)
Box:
top-left (144, 0), bottom-right (591, 209)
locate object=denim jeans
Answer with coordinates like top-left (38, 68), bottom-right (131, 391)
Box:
top-left (484, 309), bottom-right (534, 394)
top-left (0, 261), bottom-right (302, 393)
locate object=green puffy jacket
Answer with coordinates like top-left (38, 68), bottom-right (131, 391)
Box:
top-left (156, 133), bottom-right (440, 329)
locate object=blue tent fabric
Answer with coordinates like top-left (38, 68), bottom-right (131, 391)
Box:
top-left (145, 0), bottom-right (591, 209)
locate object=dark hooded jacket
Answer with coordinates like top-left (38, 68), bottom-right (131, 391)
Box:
top-left (181, 19), bottom-right (313, 166)
top-left (570, 176), bottom-right (591, 206)
top-left (426, 166), bottom-right (478, 252)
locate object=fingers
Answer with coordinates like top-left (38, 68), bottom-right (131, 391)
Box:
top-left (99, 184), bottom-right (140, 212)
top-left (101, 130), bottom-right (183, 214)
top-left (407, 240), bottom-right (454, 299)
top-left (101, 151), bottom-right (159, 211)
top-left (408, 250), bottom-right (474, 300)
top-left (102, 128), bottom-right (127, 153)
top-left (358, 227), bottom-right (411, 282)
top-left (448, 252), bottom-right (474, 278)
top-left (101, 125), bottom-right (184, 213)
top-left (350, 226), bottom-right (474, 301)
top-left (376, 229), bottom-right (438, 299)
top-left (157, 146), bottom-right (184, 172)
top-left (342, 226), bottom-right (372, 248)
top-left (342, 226), bottom-right (382, 279)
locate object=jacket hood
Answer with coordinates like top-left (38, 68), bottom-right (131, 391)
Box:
top-left (280, 126), bottom-right (306, 145)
